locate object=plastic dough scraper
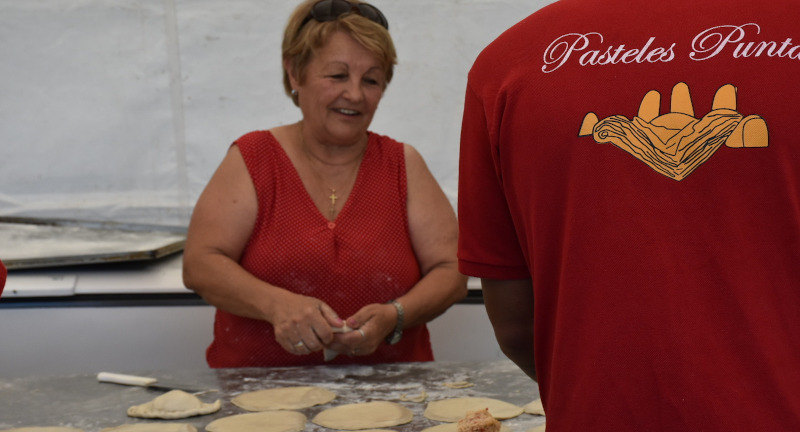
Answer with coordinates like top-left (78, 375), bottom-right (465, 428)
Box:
top-left (97, 372), bottom-right (205, 393)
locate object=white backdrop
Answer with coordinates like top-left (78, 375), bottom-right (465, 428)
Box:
top-left (0, 0), bottom-right (556, 226)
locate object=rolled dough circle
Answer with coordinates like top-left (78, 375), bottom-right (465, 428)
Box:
top-left (231, 386), bottom-right (335, 411)
top-left (205, 411), bottom-right (306, 432)
top-left (100, 425), bottom-right (196, 432)
top-left (528, 423), bottom-right (547, 432)
top-left (420, 423), bottom-right (513, 432)
top-left (523, 398), bottom-right (545, 416)
top-left (423, 397), bottom-right (523, 422)
top-left (1, 429), bottom-right (84, 432)
top-left (312, 401), bottom-right (413, 430)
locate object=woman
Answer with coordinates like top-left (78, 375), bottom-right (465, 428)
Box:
top-left (183, 0), bottom-right (467, 367)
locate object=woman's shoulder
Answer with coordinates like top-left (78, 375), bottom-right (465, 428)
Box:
top-left (233, 130), bottom-right (288, 164)
top-left (368, 131), bottom-right (415, 160)
top-left (231, 129), bottom-right (291, 177)
top-left (368, 132), bottom-right (426, 168)
top-left (234, 130), bottom-right (279, 148)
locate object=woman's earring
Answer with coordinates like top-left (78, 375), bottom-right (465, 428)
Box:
top-left (291, 89), bottom-right (298, 97)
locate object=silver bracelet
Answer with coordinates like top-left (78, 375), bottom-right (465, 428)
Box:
top-left (386, 300), bottom-right (404, 345)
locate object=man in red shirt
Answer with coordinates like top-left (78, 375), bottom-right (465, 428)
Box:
top-left (0, 259), bottom-right (6, 296)
top-left (458, 0), bottom-right (800, 430)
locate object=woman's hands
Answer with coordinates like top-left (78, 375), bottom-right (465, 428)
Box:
top-left (271, 291), bottom-right (344, 355)
top-left (325, 302), bottom-right (398, 357)
top-left (269, 290), bottom-right (399, 359)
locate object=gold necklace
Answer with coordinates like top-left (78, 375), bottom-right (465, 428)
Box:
top-left (318, 165), bottom-right (360, 220)
top-left (299, 126), bottom-right (364, 220)
top-left (326, 187), bottom-right (339, 220)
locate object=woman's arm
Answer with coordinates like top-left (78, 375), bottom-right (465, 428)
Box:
top-left (182, 145), bottom-right (341, 354)
top-left (398, 144), bottom-right (469, 326)
top-left (183, 145), bottom-right (266, 318)
top-left (344, 144), bottom-right (468, 350)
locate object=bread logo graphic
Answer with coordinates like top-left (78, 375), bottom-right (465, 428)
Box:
top-left (579, 82), bottom-right (768, 180)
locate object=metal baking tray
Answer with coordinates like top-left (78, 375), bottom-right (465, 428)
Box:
top-left (0, 216), bottom-right (186, 270)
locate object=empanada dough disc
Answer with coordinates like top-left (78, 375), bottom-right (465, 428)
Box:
top-left (1, 429), bottom-right (84, 432)
top-left (528, 423), bottom-right (547, 432)
top-left (312, 401), bottom-right (413, 430)
top-left (424, 397), bottom-right (523, 422)
top-left (442, 381), bottom-right (474, 389)
top-left (523, 398), bottom-right (545, 416)
top-left (127, 390), bottom-right (221, 419)
top-left (231, 386), bottom-right (335, 411)
top-left (205, 411), bottom-right (306, 432)
top-left (100, 424), bottom-right (196, 432)
top-left (420, 423), bottom-right (512, 432)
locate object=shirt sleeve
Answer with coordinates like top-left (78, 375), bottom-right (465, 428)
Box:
top-left (457, 79), bottom-right (529, 280)
top-left (0, 259), bottom-right (6, 294)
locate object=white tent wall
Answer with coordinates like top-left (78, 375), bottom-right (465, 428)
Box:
top-left (0, 0), bottom-right (556, 226)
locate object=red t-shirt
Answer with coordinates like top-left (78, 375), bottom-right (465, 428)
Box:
top-left (0, 259), bottom-right (6, 295)
top-left (459, 0), bottom-right (800, 430)
top-left (206, 131), bottom-right (433, 367)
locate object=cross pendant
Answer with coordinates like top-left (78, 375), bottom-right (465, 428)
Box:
top-left (328, 189), bottom-right (338, 207)
top-left (328, 188), bottom-right (339, 218)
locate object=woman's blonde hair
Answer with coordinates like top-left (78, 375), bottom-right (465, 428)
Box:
top-left (282, 0), bottom-right (397, 106)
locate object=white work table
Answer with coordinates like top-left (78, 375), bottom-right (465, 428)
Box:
top-left (0, 255), bottom-right (500, 378)
top-left (2, 253), bottom-right (188, 298)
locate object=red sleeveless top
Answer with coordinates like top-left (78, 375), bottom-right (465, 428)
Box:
top-left (206, 130), bottom-right (433, 367)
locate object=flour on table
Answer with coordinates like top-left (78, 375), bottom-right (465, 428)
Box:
top-left (100, 424), bottom-right (196, 432)
top-left (312, 401), bottom-right (413, 430)
top-left (232, 386), bottom-right (335, 411)
top-left (400, 390), bottom-right (427, 402)
top-left (127, 390), bottom-right (220, 419)
top-left (424, 397), bottom-right (523, 422)
top-left (523, 398), bottom-right (545, 416)
top-left (1, 428), bottom-right (84, 432)
top-left (204, 411), bottom-right (306, 432)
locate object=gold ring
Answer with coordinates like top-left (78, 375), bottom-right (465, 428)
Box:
top-left (294, 341), bottom-right (305, 348)
top-left (358, 329), bottom-right (366, 339)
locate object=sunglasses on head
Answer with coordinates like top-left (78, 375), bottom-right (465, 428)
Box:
top-left (301, 0), bottom-right (389, 30)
